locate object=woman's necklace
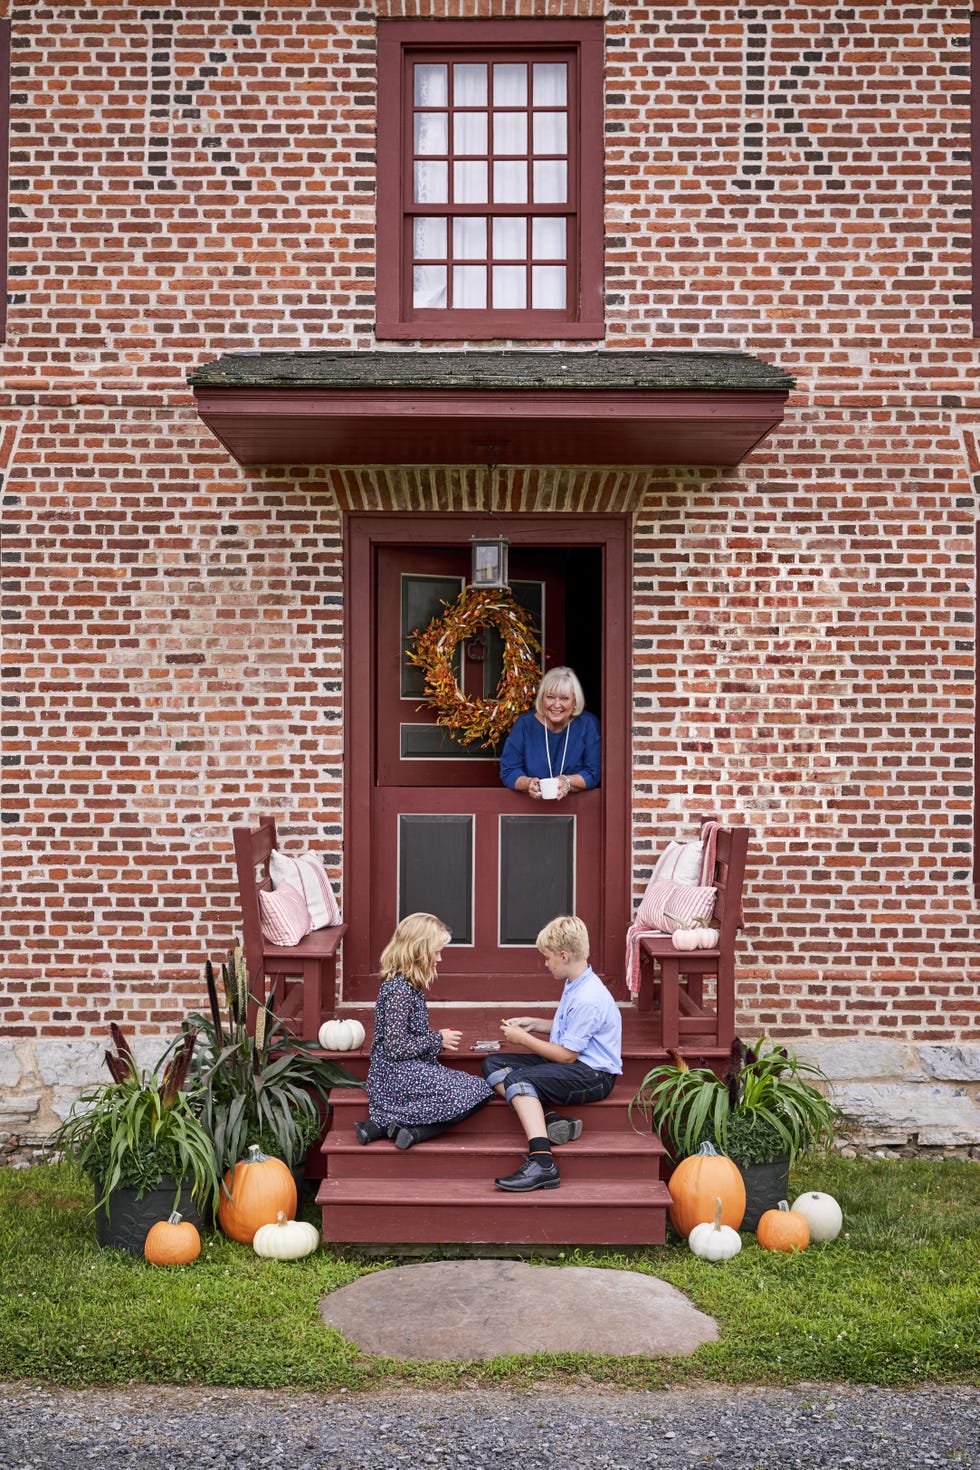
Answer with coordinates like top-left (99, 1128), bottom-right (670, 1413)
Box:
top-left (544, 720), bottom-right (571, 780)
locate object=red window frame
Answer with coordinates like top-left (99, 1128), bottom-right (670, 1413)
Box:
top-left (376, 19), bottom-right (604, 342)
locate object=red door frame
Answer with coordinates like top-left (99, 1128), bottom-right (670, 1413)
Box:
top-left (343, 511), bottom-right (631, 1000)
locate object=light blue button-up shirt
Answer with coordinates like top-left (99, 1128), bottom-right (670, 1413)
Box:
top-left (550, 965), bottom-right (622, 1075)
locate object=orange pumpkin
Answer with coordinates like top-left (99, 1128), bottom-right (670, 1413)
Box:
top-left (667, 1141), bottom-right (746, 1235)
top-left (217, 1144), bottom-right (298, 1244)
top-left (144, 1210), bottom-right (201, 1266)
top-left (757, 1199), bottom-right (810, 1252)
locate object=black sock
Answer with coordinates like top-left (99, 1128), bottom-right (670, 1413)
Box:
top-left (409, 1121), bottom-right (448, 1144)
top-left (528, 1135), bottom-right (553, 1161)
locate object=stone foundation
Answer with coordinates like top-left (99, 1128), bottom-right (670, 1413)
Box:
top-left (3, 1036), bottom-right (980, 1156)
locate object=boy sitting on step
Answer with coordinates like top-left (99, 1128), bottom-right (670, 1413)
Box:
top-left (482, 914), bottom-right (622, 1193)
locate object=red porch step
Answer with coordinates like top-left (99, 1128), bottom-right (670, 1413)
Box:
top-left (318, 1090), bottom-right (671, 1247)
top-left (322, 1123), bottom-right (664, 1183)
top-left (317, 1175), bottom-right (671, 1247)
top-left (326, 1088), bottom-right (653, 1137)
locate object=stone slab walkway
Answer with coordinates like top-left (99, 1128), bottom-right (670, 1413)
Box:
top-left (318, 1259), bottom-right (718, 1359)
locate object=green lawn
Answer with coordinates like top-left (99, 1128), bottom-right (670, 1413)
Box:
top-left (2, 1155), bottom-right (978, 1390)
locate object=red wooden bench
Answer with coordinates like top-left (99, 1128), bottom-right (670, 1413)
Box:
top-left (632, 824), bottom-right (750, 1051)
top-left (233, 816), bottom-right (347, 1041)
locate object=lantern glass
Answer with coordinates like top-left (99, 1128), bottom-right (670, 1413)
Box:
top-left (470, 537), bottom-right (509, 589)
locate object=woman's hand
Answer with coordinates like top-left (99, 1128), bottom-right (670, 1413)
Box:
top-left (522, 775), bottom-right (575, 799)
top-left (439, 1028), bottom-right (461, 1052)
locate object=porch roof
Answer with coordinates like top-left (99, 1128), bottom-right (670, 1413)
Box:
top-left (188, 350), bottom-right (795, 469)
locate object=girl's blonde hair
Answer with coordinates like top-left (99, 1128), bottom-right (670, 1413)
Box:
top-left (534, 665), bottom-right (586, 719)
top-left (379, 912), bottom-right (450, 991)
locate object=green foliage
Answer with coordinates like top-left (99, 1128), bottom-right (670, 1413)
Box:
top-left (49, 945), bottom-right (364, 1216)
top-left (1, 1157), bottom-right (978, 1389)
top-left (630, 1037), bottom-right (841, 1164)
top-left (190, 946), bottom-right (362, 1178)
top-left (50, 1030), bottom-right (220, 1213)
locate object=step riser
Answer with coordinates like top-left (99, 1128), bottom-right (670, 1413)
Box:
top-left (323, 1149), bottom-right (661, 1185)
top-left (320, 1202), bottom-right (668, 1247)
top-left (325, 1055), bottom-right (661, 1089)
top-left (327, 1096), bottom-right (653, 1137)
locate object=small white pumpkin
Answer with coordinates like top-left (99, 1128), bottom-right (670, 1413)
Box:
top-left (252, 1210), bottom-right (320, 1260)
top-left (695, 925), bottom-right (720, 949)
top-left (318, 1017), bottom-right (366, 1052)
top-left (791, 1190), bottom-right (843, 1242)
top-left (670, 927), bottom-right (702, 952)
top-left (688, 1197), bottom-right (742, 1262)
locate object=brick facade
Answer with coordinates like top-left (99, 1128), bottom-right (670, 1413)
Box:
top-left (2, 3), bottom-right (979, 1144)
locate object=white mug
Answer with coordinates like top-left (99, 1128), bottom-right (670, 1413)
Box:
top-left (539, 777), bottom-right (560, 800)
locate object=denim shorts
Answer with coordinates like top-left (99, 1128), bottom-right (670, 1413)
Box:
top-left (481, 1052), bottom-right (617, 1107)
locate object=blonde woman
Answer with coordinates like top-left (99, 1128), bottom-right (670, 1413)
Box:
top-left (354, 912), bottom-right (493, 1149)
top-left (499, 666), bottom-right (601, 801)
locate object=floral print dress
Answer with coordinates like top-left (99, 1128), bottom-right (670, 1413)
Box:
top-left (365, 975), bottom-right (493, 1127)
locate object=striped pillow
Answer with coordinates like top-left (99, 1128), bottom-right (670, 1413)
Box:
top-left (258, 880), bottom-right (311, 946)
top-left (636, 881), bottom-right (716, 935)
top-left (269, 849), bottom-right (341, 929)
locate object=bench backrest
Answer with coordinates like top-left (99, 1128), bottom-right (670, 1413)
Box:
top-left (232, 815), bottom-right (279, 995)
top-left (707, 824), bottom-right (749, 948)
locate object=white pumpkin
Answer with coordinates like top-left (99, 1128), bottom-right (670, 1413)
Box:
top-left (688, 1197), bottom-right (742, 1262)
top-left (318, 1017), bottom-right (366, 1052)
top-left (670, 927), bottom-right (702, 952)
top-left (252, 1210), bottom-right (320, 1260)
top-left (791, 1190), bottom-right (843, 1242)
top-left (695, 925), bottom-right (720, 949)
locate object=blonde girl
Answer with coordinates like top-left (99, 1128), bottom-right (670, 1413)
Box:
top-left (354, 913), bottom-right (493, 1149)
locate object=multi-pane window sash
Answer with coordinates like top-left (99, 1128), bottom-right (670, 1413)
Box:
top-left (377, 20), bottom-right (603, 341)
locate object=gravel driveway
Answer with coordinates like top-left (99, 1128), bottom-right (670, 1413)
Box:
top-left (3, 1382), bottom-right (977, 1469)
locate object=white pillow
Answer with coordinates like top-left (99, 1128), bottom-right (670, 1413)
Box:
top-left (270, 849), bottom-right (341, 929)
top-left (650, 839), bottom-right (703, 888)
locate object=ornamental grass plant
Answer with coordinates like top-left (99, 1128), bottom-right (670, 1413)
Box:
top-left (189, 946), bottom-right (361, 1180)
top-left (630, 1036), bottom-right (841, 1166)
top-left (50, 1024), bottom-right (221, 1213)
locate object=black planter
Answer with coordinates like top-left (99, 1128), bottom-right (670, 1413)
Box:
top-left (735, 1154), bottom-right (791, 1232)
top-left (94, 1179), bottom-right (210, 1255)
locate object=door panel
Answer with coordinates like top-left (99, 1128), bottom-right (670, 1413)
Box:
top-left (371, 785), bottom-right (601, 999)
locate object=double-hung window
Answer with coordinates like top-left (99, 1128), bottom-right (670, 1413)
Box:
top-left (377, 20), bottom-right (603, 341)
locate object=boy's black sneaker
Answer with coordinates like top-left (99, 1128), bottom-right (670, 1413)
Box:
top-left (546, 1116), bottom-right (583, 1145)
top-left (494, 1156), bottom-right (560, 1192)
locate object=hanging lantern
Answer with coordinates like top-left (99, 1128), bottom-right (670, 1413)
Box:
top-left (469, 535), bottom-right (509, 590)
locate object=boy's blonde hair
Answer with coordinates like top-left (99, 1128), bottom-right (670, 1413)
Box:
top-left (536, 914), bottom-right (589, 960)
top-left (379, 912), bottom-right (450, 991)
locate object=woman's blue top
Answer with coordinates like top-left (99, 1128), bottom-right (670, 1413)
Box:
top-left (499, 709), bottom-right (601, 790)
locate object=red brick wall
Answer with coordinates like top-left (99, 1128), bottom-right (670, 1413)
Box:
top-left (1, 4), bottom-right (978, 1079)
